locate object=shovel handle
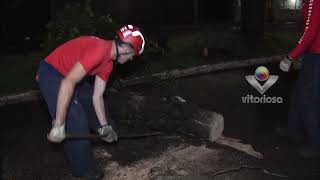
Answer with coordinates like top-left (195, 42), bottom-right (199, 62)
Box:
top-left (65, 132), bottom-right (165, 140)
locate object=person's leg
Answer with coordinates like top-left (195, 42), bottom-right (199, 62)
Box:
top-left (37, 62), bottom-right (98, 177)
top-left (63, 99), bottom-right (96, 176)
top-left (301, 54), bottom-right (320, 152)
top-left (76, 81), bottom-right (101, 132)
top-left (77, 81), bottom-right (117, 132)
top-left (287, 59), bottom-right (305, 139)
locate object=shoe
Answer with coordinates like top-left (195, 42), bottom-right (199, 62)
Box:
top-left (83, 168), bottom-right (105, 180)
top-left (298, 147), bottom-right (320, 159)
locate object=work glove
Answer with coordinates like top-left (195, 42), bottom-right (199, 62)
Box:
top-left (97, 125), bottom-right (118, 143)
top-left (279, 56), bottom-right (293, 72)
top-left (47, 120), bottom-right (66, 143)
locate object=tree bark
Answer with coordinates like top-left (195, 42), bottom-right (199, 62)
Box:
top-left (120, 55), bottom-right (283, 87)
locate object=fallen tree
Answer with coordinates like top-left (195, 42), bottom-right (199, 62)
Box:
top-left (0, 55), bottom-right (284, 107)
top-left (119, 55), bottom-right (284, 87)
top-left (106, 90), bottom-right (263, 159)
top-left (0, 90), bottom-right (41, 106)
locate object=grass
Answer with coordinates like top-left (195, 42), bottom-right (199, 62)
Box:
top-left (0, 26), bottom-right (301, 95)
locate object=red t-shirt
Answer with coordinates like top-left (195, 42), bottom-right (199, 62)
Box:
top-left (45, 36), bottom-right (113, 82)
top-left (288, 0), bottom-right (320, 59)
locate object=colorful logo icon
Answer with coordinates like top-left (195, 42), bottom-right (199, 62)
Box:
top-left (245, 66), bottom-right (279, 95)
top-left (255, 66), bottom-right (269, 81)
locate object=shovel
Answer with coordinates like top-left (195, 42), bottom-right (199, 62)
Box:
top-left (65, 132), bottom-right (164, 140)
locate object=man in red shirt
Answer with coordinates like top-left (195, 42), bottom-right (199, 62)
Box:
top-left (279, 0), bottom-right (320, 158)
top-left (36, 25), bottom-right (145, 179)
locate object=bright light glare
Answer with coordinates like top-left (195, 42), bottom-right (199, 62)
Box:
top-left (287, 0), bottom-right (301, 9)
top-left (289, 0), bottom-right (297, 5)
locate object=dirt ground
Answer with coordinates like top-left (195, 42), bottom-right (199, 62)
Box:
top-left (1, 64), bottom-right (320, 180)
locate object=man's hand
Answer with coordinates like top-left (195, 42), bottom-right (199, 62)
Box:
top-left (47, 120), bottom-right (66, 143)
top-left (279, 56), bottom-right (293, 72)
top-left (97, 125), bottom-right (118, 143)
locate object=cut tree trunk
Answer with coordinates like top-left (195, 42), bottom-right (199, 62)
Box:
top-left (106, 90), bottom-right (263, 159)
top-left (120, 55), bottom-right (283, 87)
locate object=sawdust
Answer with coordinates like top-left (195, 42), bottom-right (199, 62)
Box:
top-left (94, 144), bottom-right (221, 180)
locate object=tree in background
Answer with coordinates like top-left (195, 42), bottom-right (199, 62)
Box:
top-left (241, 0), bottom-right (266, 43)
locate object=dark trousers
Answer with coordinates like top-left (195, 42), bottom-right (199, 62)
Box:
top-left (288, 53), bottom-right (320, 150)
top-left (37, 61), bottom-right (101, 176)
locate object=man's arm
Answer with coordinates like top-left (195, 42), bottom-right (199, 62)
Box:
top-left (288, 0), bottom-right (320, 60)
top-left (93, 75), bottom-right (118, 143)
top-left (92, 75), bottom-right (108, 126)
top-left (55, 62), bottom-right (86, 124)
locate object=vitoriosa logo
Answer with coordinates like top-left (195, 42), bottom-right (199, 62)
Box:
top-left (245, 66), bottom-right (279, 95)
top-left (242, 66), bottom-right (283, 104)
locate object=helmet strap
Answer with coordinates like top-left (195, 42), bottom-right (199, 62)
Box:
top-left (115, 38), bottom-right (121, 60)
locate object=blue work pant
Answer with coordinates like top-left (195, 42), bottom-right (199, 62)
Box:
top-left (288, 53), bottom-right (320, 150)
top-left (37, 61), bottom-right (101, 177)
